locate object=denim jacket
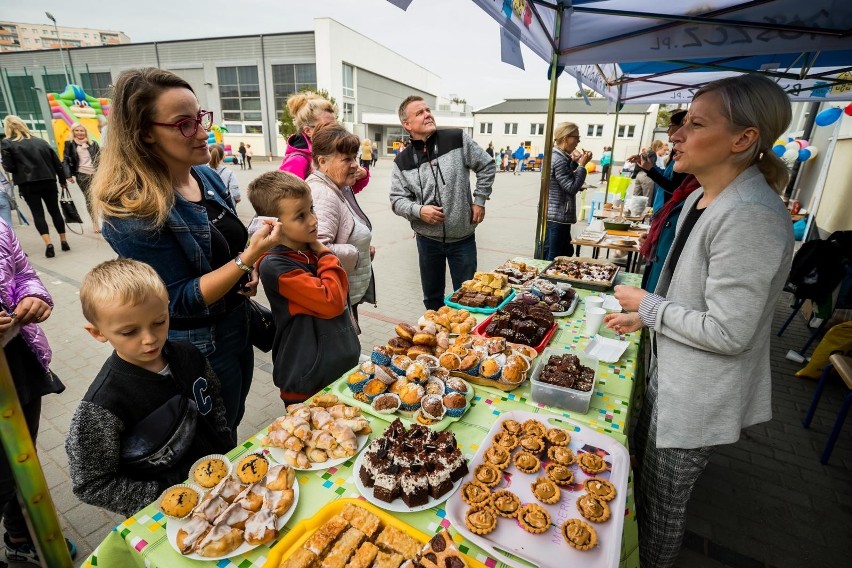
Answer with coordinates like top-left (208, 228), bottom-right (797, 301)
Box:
top-left (102, 166), bottom-right (240, 330)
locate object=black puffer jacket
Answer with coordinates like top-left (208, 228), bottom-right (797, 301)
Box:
top-left (547, 148), bottom-right (586, 224)
top-left (63, 139), bottom-right (100, 176)
top-left (0, 137), bottom-right (66, 187)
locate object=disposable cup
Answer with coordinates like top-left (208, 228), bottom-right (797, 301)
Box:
top-left (584, 295), bottom-right (604, 311)
top-left (585, 307), bottom-right (607, 336)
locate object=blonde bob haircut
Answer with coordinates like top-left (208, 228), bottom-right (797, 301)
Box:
top-left (692, 73), bottom-right (792, 194)
top-left (2, 115), bottom-right (33, 141)
top-left (80, 258), bottom-right (169, 324)
top-left (553, 122), bottom-right (579, 144)
top-left (286, 91), bottom-right (337, 133)
top-left (90, 67), bottom-right (195, 227)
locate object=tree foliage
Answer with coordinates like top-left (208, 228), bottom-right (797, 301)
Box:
top-left (279, 88), bottom-right (338, 139)
top-left (656, 107), bottom-right (673, 128)
top-left (574, 88), bottom-right (599, 98)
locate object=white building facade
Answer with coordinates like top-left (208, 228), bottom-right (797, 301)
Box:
top-left (0, 18), bottom-right (461, 157)
top-left (0, 20), bottom-right (129, 52)
top-left (473, 99), bottom-right (659, 164)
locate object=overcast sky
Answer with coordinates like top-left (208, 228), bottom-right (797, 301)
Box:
top-left (3, 0), bottom-right (588, 108)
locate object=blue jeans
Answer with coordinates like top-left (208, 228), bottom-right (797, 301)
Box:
top-left (543, 221), bottom-right (574, 261)
top-left (169, 301), bottom-right (254, 433)
top-left (416, 234), bottom-right (477, 310)
top-left (0, 192), bottom-right (12, 227)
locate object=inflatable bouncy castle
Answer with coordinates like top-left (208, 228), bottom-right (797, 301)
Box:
top-left (48, 84), bottom-right (110, 160)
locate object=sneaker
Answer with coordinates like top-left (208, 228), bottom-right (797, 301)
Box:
top-left (4, 532), bottom-right (77, 563)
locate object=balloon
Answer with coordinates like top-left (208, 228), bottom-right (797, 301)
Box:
top-left (774, 139), bottom-right (786, 147)
top-left (845, 102), bottom-right (852, 116)
top-left (782, 148), bottom-right (799, 161)
top-left (798, 140), bottom-right (809, 148)
top-left (798, 149), bottom-right (811, 161)
top-left (585, 162), bottom-right (596, 173)
top-left (785, 142), bottom-right (800, 152)
top-left (773, 144), bottom-right (786, 157)
top-left (806, 146), bottom-right (818, 159)
top-left (815, 107), bottom-right (842, 126)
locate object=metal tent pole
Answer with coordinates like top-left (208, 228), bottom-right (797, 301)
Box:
top-left (533, 3), bottom-right (563, 259)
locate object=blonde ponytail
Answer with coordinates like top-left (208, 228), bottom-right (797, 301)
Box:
top-left (756, 150), bottom-right (790, 194)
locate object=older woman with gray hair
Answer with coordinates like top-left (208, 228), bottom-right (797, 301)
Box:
top-left (306, 122), bottom-right (375, 320)
top-left (604, 74), bottom-right (794, 567)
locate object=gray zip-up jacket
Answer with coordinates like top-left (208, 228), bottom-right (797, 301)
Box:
top-left (390, 129), bottom-right (495, 242)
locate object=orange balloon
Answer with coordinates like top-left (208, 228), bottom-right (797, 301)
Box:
top-left (585, 162), bottom-right (597, 173)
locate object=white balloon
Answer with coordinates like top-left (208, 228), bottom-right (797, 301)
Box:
top-left (782, 148), bottom-right (799, 161)
top-left (785, 142), bottom-right (800, 151)
top-left (806, 146), bottom-right (819, 159)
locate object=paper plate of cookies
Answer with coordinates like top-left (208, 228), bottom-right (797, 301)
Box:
top-left (163, 453), bottom-right (299, 560)
top-left (445, 410), bottom-right (629, 568)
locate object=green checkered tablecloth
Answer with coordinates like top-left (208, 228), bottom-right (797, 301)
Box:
top-left (83, 267), bottom-right (643, 568)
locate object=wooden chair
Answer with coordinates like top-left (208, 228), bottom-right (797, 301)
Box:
top-left (802, 353), bottom-right (852, 464)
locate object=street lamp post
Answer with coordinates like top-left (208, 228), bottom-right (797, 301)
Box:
top-left (44, 12), bottom-right (71, 86)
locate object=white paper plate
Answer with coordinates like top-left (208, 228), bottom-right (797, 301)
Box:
top-left (584, 335), bottom-right (630, 363)
top-left (265, 433), bottom-right (369, 471)
top-left (446, 410), bottom-right (629, 568)
top-left (351, 448), bottom-right (463, 513)
top-left (600, 294), bottom-right (622, 313)
top-left (166, 478), bottom-right (299, 561)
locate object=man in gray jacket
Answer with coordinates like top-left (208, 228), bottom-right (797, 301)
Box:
top-left (390, 96), bottom-right (496, 310)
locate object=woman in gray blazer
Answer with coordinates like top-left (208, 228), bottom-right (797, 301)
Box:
top-left (604, 74), bottom-right (794, 568)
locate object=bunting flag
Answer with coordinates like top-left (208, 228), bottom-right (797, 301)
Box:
top-left (500, 26), bottom-right (525, 70)
top-left (385, 0), bottom-right (413, 9)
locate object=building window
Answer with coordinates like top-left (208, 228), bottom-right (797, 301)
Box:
top-left (217, 66), bottom-right (261, 122)
top-left (271, 63), bottom-right (317, 119)
top-left (223, 123), bottom-right (243, 134)
top-left (617, 125), bottom-right (636, 138)
top-left (479, 122), bottom-right (492, 134)
top-left (504, 122), bottom-right (518, 135)
top-left (587, 124), bottom-right (603, 137)
top-left (342, 102), bottom-right (355, 123)
top-left (8, 75), bottom-right (38, 117)
top-left (530, 123), bottom-right (545, 136)
top-left (342, 63), bottom-right (355, 98)
top-left (80, 72), bottom-right (112, 98)
top-left (42, 74), bottom-right (66, 94)
top-left (245, 124), bottom-right (263, 134)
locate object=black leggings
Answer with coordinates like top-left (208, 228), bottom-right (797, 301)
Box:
top-left (20, 181), bottom-right (65, 236)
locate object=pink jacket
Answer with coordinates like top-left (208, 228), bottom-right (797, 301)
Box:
top-left (279, 133), bottom-right (371, 194)
top-left (0, 220), bottom-right (53, 371)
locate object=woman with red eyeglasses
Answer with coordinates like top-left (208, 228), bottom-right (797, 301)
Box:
top-left (91, 68), bottom-right (287, 432)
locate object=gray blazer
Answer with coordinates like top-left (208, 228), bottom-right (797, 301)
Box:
top-left (644, 166), bottom-right (793, 449)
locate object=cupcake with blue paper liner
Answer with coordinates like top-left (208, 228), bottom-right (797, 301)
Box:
top-left (480, 357), bottom-right (503, 379)
top-left (405, 361), bottom-right (430, 384)
top-left (458, 353), bottom-right (481, 377)
top-left (359, 360), bottom-right (376, 377)
top-left (390, 354), bottom-right (413, 376)
top-left (442, 392), bottom-right (468, 418)
top-left (347, 370), bottom-right (370, 393)
top-left (371, 345), bottom-right (392, 366)
top-left (398, 383), bottom-right (425, 411)
top-left (363, 378), bottom-right (388, 401)
top-left (445, 377), bottom-right (470, 396)
top-left (425, 377), bottom-right (446, 396)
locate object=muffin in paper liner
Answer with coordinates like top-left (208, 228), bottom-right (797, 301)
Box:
top-left (190, 454), bottom-right (232, 489)
top-left (479, 356), bottom-right (503, 379)
top-left (442, 393), bottom-right (468, 418)
top-left (415, 353), bottom-right (440, 371)
top-left (362, 378), bottom-right (388, 401)
top-left (373, 366), bottom-right (399, 385)
top-left (359, 360), bottom-right (377, 376)
top-left (346, 371), bottom-right (370, 394)
top-left (370, 346), bottom-right (392, 366)
top-left (371, 392), bottom-right (401, 414)
top-left (420, 394), bottom-right (447, 421)
top-left (425, 377), bottom-right (446, 396)
top-left (390, 355), bottom-right (413, 376)
top-left (158, 483), bottom-right (205, 519)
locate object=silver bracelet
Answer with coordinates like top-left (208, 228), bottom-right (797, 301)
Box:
top-left (234, 255), bottom-right (254, 274)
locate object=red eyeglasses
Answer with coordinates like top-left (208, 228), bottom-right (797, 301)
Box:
top-left (151, 110), bottom-right (213, 138)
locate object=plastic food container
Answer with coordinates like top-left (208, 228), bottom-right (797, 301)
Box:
top-left (529, 347), bottom-right (599, 413)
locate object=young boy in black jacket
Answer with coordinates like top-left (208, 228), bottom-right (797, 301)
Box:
top-left (247, 171), bottom-right (360, 404)
top-left (66, 259), bottom-right (233, 517)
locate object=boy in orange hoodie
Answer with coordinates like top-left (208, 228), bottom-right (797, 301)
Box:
top-left (247, 172), bottom-right (360, 403)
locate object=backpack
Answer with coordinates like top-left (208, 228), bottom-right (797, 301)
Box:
top-left (785, 231), bottom-right (852, 302)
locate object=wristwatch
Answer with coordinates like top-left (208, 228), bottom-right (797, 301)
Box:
top-left (234, 255), bottom-right (254, 273)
